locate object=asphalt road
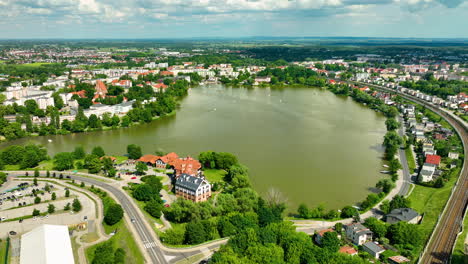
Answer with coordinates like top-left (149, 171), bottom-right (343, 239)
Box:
top-left (397, 115), bottom-right (413, 196)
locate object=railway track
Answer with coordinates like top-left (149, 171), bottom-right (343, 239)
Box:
top-left (361, 83), bottom-right (468, 264)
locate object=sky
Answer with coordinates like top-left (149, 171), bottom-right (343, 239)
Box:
top-left (0, 0), bottom-right (467, 39)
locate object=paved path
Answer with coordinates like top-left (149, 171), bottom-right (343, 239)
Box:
top-left (397, 114), bottom-right (413, 196)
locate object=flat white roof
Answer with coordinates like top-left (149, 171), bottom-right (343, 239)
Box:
top-left (20, 224), bottom-right (74, 264)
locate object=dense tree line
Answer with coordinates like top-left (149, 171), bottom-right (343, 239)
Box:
top-left (0, 144), bottom-right (48, 169)
top-left (400, 77), bottom-right (468, 99)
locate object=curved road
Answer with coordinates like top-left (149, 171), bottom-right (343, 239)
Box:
top-left (3, 171), bottom-right (225, 264)
top-left (358, 82), bottom-right (468, 264)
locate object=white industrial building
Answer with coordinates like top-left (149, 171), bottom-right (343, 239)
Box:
top-left (20, 224), bottom-right (74, 264)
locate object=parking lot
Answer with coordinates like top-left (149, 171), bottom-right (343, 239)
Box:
top-left (0, 179), bottom-right (96, 235)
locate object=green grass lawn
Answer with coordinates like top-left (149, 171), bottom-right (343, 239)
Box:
top-left (405, 146), bottom-right (416, 173)
top-left (35, 160), bottom-right (55, 170)
top-left (408, 175), bottom-right (459, 258)
top-left (203, 169), bottom-right (227, 182)
top-left (114, 156), bottom-right (128, 165)
top-left (452, 213), bottom-right (468, 264)
top-left (3, 165), bottom-right (20, 170)
top-left (0, 239), bottom-right (9, 264)
top-left (85, 221), bottom-right (144, 264)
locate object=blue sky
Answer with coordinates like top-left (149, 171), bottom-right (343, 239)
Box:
top-left (0, 0), bottom-right (467, 38)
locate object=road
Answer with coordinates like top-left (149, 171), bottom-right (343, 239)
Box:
top-left (355, 81), bottom-right (468, 264)
top-left (2, 171), bottom-right (226, 264)
top-left (397, 115), bottom-right (413, 196)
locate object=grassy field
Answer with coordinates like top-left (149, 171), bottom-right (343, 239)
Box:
top-left (203, 169), bottom-right (227, 182)
top-left (405, 146), bottom-right (416, 173)
top-left (408, 174), bottom-right (458, 258)
top-left (452, 213), bottom-right (468, 264)
top-left (16, 62), bottom-right (53, 68)
top-left (0, 239), bottom-right (9, 264)
top-left (85, 221), bottom-right (145, 264)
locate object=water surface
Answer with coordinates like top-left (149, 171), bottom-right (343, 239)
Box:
top-left (1, 85), bottom-right (386, 210)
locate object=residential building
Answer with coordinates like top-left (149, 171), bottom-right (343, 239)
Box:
top-left (338, 245), bottom-right (358, 256)
top-left (389, 256), bottom-right (411, 264)
top-left (425, 154), bottom-right (441, 166)
top-left (362, 241), bottom-right (385, 259)
top-left (175, 174), bottom-right (211, 202)
top-left (386, 208), bottom-right (420, 224)
top-left (345, 223), bottom-right (373, 245)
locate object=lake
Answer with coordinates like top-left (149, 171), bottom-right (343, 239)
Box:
top-left (1, 85), bottom-right (387, 210)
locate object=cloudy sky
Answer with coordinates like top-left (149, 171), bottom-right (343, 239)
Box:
top-left (0, 0), bottom-right (467, 38)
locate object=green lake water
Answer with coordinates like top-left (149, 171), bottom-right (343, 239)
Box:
top-left (1, 85), bottom-right (387, 210)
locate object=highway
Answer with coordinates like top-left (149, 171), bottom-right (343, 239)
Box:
top-left (357, 82), bottom-right (468, 264)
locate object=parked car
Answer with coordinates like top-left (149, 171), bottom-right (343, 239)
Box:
top-left (164, 204), bottom-right (170, 207)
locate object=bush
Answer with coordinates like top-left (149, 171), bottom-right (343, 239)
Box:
top-left (161, 227), bottom-right (185, 245)
top-left (144, 199), bottom-right (163, 218)
top-left (72, 198), bottom-right (82, 212)
top-left (32, 209), bottom-right (40, 216)
top-left (104, 204), bottom-right (124, 225)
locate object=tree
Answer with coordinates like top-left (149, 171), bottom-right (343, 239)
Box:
top-left (65, 189), bottom-right (70, 197)
top-left (84, 154), bottom-right (102, 174)
top-left (127, 144), bottom-right (142, 160)
top-left (341, 206), bottom-right (358, 218)
top-left (32, 209), bottom-right (40, 216)
top-left (114, 248), bottom-right (126, 264)
top-left (51, 192), bottom-right (56, 200)
top-left (121, 116), bottom-right (131, 127)
top-left (72, 198), bottom-right (82, 212)
top-left (321, 231), bottom-right (340, 252)
top-left (297, 203), bottom-right (311, 219)
top-left (135, 161), bottom-right (148, 175)
top-left (33, 177), bottom-right (38, 186)
top-left (376, 179), bottom-right (394, 194)
top-left (64, 203), bottom-right (71, 211)
top-left (54, 152), bottom-right (75, 171)
top-left (133, 184), bottom-right (154, 201)
top-left (385, 118), bottom-right (400, 131)
top-left (34, 197), bottom-right (41, 204)
top-left (72, 146), bottom-right (86, 159)
top-left (387, 221), bottom-right (423, 247)
top-left (184, 221), bottom-right (208, 245)
top-left (47, 204), bottom-right (55, 214)
top-left (389, 159), bottom-right (402, 174)
top-left (34, 168), bottom-right (40, 177)
top-left (104, 204), bottom-right (124, 225)
top-left (389, 195), bottom-right (411, 212)
top-left (364, 217), bottom-right (387, 239)
top-left (91, 146), bottom-right (105, 158)
top-left (44, 183), bottom-right (51, 192)
top-left (144, 199), bottom-right (163, 218)
top-left (91, 241), bottom-right (114, 264)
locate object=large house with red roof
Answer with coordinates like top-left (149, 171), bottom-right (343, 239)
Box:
top-left (137, 152), bottom-right (201, 177)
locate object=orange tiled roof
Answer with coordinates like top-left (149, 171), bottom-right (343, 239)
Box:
top-left (339, 245), bottom-right (358, 255)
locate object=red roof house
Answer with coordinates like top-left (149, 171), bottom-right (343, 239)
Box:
top-left (339, 245), bottom-right (358, 256)
top-left (425, 154), bottom-right (441, 166)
